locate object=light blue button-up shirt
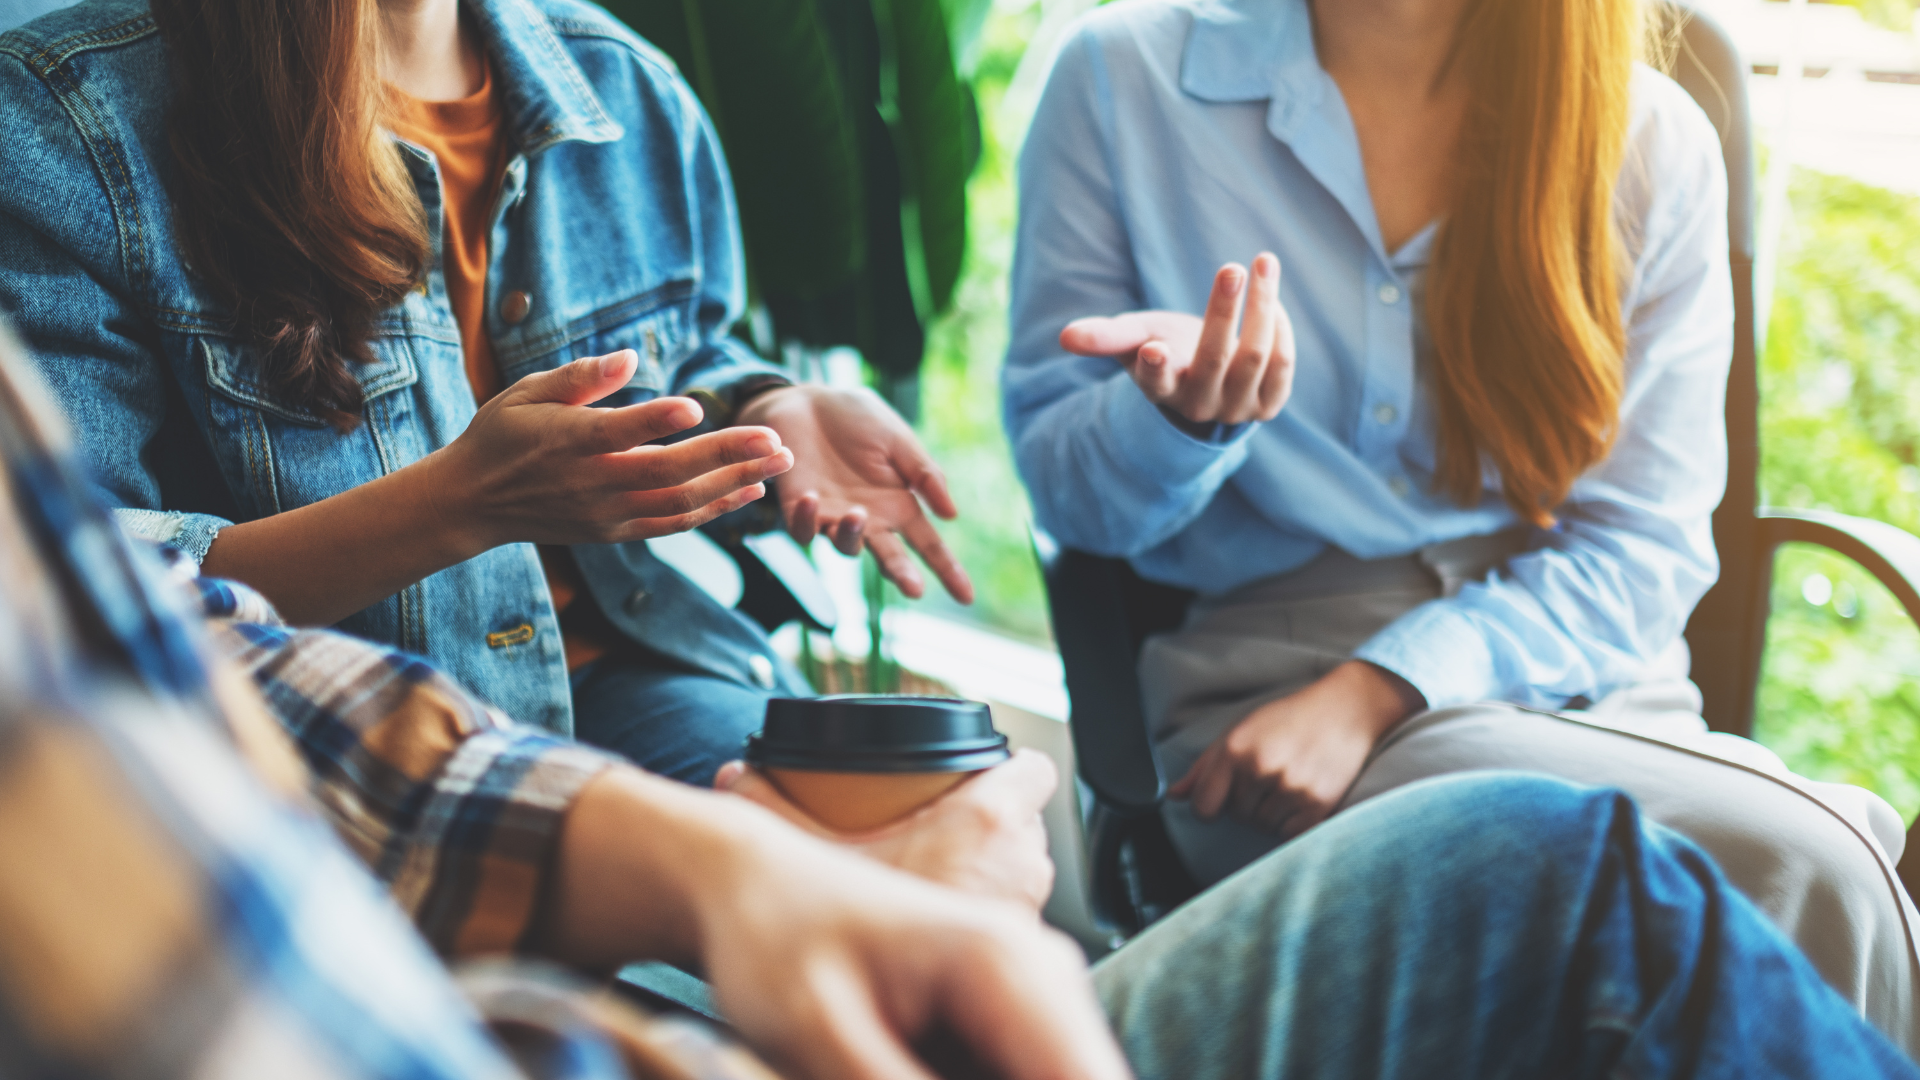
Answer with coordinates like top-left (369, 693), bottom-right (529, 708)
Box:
top-left (1003, 0), bottom-right (1733, 710)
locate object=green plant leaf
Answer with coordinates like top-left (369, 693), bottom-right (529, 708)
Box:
top-left (599, 0), bottom-right (865, 299)
top-left (874, 0), bottom-right (975, 318)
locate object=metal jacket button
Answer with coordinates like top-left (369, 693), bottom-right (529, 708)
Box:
top-left (623, 588), bottom-right (650, 615)
top-left (748, 654), bottom-right (776, 689)
top-left (501, 290), bottom-right (532, 325)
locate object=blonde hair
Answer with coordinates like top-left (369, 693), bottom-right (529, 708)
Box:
top-left (1425, 0), bottom-right (1645, 525)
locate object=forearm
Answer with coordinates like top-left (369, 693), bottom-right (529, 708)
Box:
top-left (200, 451), bottom-right (483, 626)
top-left (1011, 373), bottom-right (1252, 556)
top-left (528, 765), bottom-right (795, 971)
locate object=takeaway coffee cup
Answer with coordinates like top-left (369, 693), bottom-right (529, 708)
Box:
top-left (743, 695), bottom-right (1012, 832)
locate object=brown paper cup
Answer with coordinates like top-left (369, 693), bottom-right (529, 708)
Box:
top-left (764, 766), bottom-right (979, 832)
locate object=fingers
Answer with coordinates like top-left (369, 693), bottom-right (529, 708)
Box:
top-left (784, 967), bottom-right (943, 1080)
top-left (866, 530), bottom-right (925, 599)
top-left (1250, 786), bottom-right (1298, 834)
top-left (1172, 744), bottom-right (1236, 822)
top-left (894, 444), bottom-right (959, 522)
top-left (618, 449), bottom-right (788, 520)
top-left (1218, 254), bottom-right (1279, 424)
top-left (1058, 313), bottom-right (1156, 357)
top-left (1169, 263), bottom-right (1246, 420)
top-left (602, 426), bottom-right (788, 492)
top-left (786, 490), bottom-right (822, 546)
top-left (1227, 757), bottom-right (1272, 824)
top-left (956, 749), bottom-right (1059, 817)
top-left (831, 507), bottom-right (868, 555)
top-left (1126, 342), bottom-right (1181, 402)
top-left (1166, 762), bottom-right (1196, 800)
top-left (1256, 318), bottom-right (1295, 421)
top-left (510, 350), bottom-right (639, 407)
top-left (941, 930), bottom-right (1133, 1080)
top-left (1275, 801), bottom-right (1329, 840)
top-left (585, 396), bottom-right (712, 455)
top-left (898, 515), bottom-right (973, 605)
top-left (607, 480), bottom-right (768, 543)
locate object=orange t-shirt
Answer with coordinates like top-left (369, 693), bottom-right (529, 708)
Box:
top-left (391, 66), bottom-right (608, 669)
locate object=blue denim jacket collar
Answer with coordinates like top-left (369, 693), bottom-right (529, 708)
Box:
top-left (468, 0), bottom-right (623, 154)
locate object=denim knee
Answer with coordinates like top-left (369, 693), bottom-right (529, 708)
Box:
top-left (1302, 770), bottom-right (1630, 882)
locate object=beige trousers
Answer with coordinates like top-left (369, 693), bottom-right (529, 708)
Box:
top-left (1141, 538), bottom-right (1920, 1053)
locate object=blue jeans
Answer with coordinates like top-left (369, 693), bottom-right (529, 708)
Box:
top-left (1095, 773), bottom-right (1917, 1079)
top-left (569, 654), bottom-right (778, 787)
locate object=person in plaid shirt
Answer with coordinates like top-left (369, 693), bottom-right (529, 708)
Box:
top-left (0, 321), bottom-right (1914, 1079)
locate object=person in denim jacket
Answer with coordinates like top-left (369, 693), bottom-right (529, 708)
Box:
top-left (0, 0), bottom-right (971, 784)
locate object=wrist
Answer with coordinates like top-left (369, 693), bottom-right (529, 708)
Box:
top-left (732, 381), bottom-right (798, 429)
top-left (1334, 660), bottom-right (1425, 736)
top-left (688, 376), bottom-right (795, 430)
top-left (407, 447), bottom-right (495, 561)
top-left (536, 767), bottom-right (792, 970)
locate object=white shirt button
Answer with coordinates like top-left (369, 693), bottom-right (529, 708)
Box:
top-left (1374, 403), bottom-right (1397, 425)
top-left (748, 654), bottom-right (776, 689)
top-left (1377, 283), bottom-right (1402, 305)
top-left (1388, 476), bottom-right (1411, 498)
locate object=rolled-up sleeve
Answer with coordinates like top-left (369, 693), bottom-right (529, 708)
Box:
top-left (204, 613), bottom-right (615, 956)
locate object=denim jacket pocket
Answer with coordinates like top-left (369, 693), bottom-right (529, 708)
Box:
top-left (197, 336), bottom-right (422, 517)
top-left (202, 336), bottom-right (419, 427)
top-left (498, 280), bottom-right (696, 400)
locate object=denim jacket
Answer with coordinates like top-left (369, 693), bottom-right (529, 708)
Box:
top-left (0, 0), bottom-right (805, 734)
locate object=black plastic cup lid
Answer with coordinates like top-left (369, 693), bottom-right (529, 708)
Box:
top-left (744, 695), bottom-right (1011, 774)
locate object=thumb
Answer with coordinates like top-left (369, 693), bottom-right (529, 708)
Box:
top-left (717, 763), bottom-right (838, 838)
top-left (509, 350), bottom-right (637, 407)
top-left (959, 749), bottom-right (1059, 816)
top-left (1059, 315), bottom-right (1155, 358)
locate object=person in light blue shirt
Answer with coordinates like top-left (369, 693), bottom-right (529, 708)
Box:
top-left (1005, 0), bottom-right (1920, 1035)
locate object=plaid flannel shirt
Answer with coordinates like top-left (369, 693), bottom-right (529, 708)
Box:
top-left (0, 326), bottom-right (773, 1078)
top-left (191, 569), bottom-right (614, 956)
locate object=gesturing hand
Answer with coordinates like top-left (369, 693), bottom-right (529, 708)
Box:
top-left (432, 350), bottom-right (793, 551)
top-left (713, 749), bottom-right (1059, 910)
top-left (738, 384), bottom-right (973, 603)
top-left (696, 825), bottom-right (1129, 1080)
top-left (1169, 660), bottom-right (1423, 838)
top-left (1059, 252), bottom-right (1296, 426)
top-left (537, 767), bottom-right (1126, 1080)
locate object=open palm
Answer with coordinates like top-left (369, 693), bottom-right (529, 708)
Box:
top-left (740, 384), bottom-right (973, 602)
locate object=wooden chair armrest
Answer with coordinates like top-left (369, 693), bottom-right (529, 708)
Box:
top-left (1758, 508), bottom-right (1920, 630)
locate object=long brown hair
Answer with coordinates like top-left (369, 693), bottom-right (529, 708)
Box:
top-left (1425, 0), bottom-right (1642, 525)
top-left (150, 0), bottom-right (427, 429)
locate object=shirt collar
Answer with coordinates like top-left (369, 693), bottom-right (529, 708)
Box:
top-left (1180, 0), bottom-right (1325, 134)
top-left (466, 0), bottom-right (623, 156)
top-left (1182, 0), bottom-right (1397, 265)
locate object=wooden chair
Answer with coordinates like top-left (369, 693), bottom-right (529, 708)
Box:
top-left (1040, 3), bottom-right (1920, 937)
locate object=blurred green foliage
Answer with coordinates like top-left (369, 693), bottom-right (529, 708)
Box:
top-left (1828, 0), bottom-right (1917, 33)
top-left (1753, 170), bottom-right (1920, 818)
top-left (907, 1), bottom-right (1052, 643)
